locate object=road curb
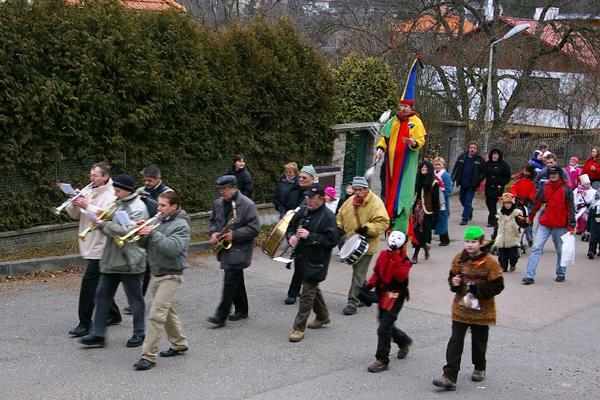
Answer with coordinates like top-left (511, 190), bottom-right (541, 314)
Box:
top-left (0, 240), bottom-right (213, 276)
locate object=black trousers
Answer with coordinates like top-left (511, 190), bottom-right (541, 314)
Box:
top-left (443, 321), bottom-right (489, 381)
top-left (588, 241), bottom-right (599, 254)
top-left (498, 246), bottom-right (519, 270)
top-left (287, 261), bottom-right (304, 299)
top-left (485, 196), bottom-right (498, 226)
top-left (77, 259), bottom-right (121, 328)
top-left (216, 268), bottom-right (248, 321)
top-left (375, 298), bottom-right (412, 363)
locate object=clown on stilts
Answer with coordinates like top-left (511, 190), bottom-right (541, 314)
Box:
top-left (375, 57), bottom-right (427, 236)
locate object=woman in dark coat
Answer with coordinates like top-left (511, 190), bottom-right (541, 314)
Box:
top-left (272, 162), bottom-right (303, 218)
top-left (484, 149), bottom-right (511, 227)
top-left (228, 154), bottom-right (254, 199)
top-left (411, 160), bottom-right (440, 264)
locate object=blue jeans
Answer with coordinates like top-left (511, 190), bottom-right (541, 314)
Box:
top-left (459, 187), bottom-right (475, 222)
top-left (524, 224), bottom-right (567, 279)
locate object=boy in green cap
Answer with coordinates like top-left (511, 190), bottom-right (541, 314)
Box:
top-left (433, 226), bottom-right (504, 391)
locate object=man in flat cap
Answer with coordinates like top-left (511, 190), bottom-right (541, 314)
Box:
top-left (207, 175), bottom-right (260, 327)
top-left (337, 176), bottom-right (390, 315)
top-left (283, 164), bottom-right (319, 305)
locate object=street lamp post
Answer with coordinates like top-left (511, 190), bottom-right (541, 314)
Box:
top-left (483, 23), bottom-right (530, 153)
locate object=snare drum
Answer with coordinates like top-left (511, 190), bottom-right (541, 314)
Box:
top-left (337, 234), bottom-right (369, 265)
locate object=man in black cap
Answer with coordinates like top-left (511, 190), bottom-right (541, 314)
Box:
top-left (207, 175), bottom-right (260, 327)
top-left (286, 183), bottom-right (338, 342)
top-left (80, 174), bottom-right (149, 348)
top-left (522, 166), bottom-right (575, 285)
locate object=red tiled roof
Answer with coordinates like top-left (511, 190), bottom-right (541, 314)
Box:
top-left (395, 13), bottom-right (477, 35)
top-left (500, 15), bottom-right (597, 68)
top-left (66, 0), bottom-right (186, 12)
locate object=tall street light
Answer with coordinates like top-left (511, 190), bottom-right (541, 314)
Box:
top-left (483, 22), bottom-right (530, 153)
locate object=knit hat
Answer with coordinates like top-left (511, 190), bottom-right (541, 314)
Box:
top-left (112, 174), bottom-right (135, 192)
top-left (500, 192), bottom-right (515, 204)
top-left (300, 165), bottom-right (318, 178)
top-left (352, 176), bottom-right (369, 188)
top-left (324, 187), bottom-right (337, 198)
top-left (464, 226), bottom-right (485, 241)
top-left (400, 99), bottom-right (415, 106)
top-left (580, 174), bottom-right (591, 185)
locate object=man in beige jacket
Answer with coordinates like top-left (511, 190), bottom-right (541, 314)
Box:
top-left (337, 176), bottom-right (390, 315)
top-left (67, 162), bottom-right (122, 337)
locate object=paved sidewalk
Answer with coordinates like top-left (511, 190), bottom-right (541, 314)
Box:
top-left (1, 195), bottom-right (599, 399)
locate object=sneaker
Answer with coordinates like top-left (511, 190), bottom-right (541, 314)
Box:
top-left (459, 220), bottom-right (468, 226)
top-left (133, 358), bottom-right (155, 371)
top-left (432, 375), bottom-right (456, 391)
top-left (521, 277), bottom-right (534, 285)
top-left (342, 304), bottom-right (357, 315)
top-left (471, 369), bottom-right (486, 382)
top-left (397, 338), bottom-right (412, 359)
top-left (555, 275), bottom-right (565, 282)
top-left (289, 330), bottom-right (305, 342)
top-left (588, 252), bottom-right (594, 260)
top-left (307, 318), bottom-right (331, 329)
top-left (284, 296), bottom-right (296, 305)
top-left (367, 360), bottom-right (389, 373)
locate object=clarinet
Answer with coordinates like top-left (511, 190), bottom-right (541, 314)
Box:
top-left (290, 207), bottom-right (310, 261)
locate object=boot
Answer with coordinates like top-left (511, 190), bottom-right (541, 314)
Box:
top-left (411, 248), bottom-right (420, 264)
top-left (439, 233), bottom-right (450, 246)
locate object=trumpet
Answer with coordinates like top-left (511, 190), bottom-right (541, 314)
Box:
top-left (213, 201), bottom-right (237, 255)
top-left (114, 214), bottom-right (161, 248)
top-left (53, 183), bottom-right (94, 215)
top-left (78, 202), bottom-right (117, 241)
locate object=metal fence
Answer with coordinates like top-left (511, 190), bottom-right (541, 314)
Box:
top-left (0, 152), bottom-right (278, 229)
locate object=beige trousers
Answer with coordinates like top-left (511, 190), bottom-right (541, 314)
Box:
top-left (142, 275), bottom-right (188, 362)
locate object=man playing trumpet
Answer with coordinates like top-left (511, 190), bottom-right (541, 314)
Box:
top-left (133, 191), bottom-right (190, 370)
top-left (67, 162), bottom-right (122, 338)
top-left (79, 174), bottom-right (149, 348)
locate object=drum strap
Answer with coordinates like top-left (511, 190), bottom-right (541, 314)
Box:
top-left (353, 206), bottom-right (362, 228)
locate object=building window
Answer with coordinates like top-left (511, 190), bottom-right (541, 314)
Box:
top-left (520, 77), bottom-right (560, 110)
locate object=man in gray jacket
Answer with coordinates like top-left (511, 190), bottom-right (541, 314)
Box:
top-left (133, 191), bottom-right (189, 370)
top-left (207, 175), bottom-right (260, 328)
top-left (80, 174), bottom-right (148, 348)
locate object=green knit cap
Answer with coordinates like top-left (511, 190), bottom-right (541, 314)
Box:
top-left (464, 226), bottom-right (485, 240)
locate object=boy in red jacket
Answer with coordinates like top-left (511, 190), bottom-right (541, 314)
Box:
top-left (522, 166), bottom-right (575, 285)
top-left (363, 231), bottom-right (413, 373)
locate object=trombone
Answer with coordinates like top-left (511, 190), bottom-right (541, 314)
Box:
top-left (114, 214), bottom-right (161, 248)
top-left (78, 202), bottom-right (117, 241)
top-left (53, 183), bottom-right (94, 215)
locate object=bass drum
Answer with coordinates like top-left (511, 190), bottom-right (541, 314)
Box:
top-left (337, 234), bottom-right (369, 265)
top-left (262, 207), bottom-right (299, 258)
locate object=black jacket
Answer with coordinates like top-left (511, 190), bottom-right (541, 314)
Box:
top-left (286, 203), bottom-right (338, 282)
top-left (229, 168), bottom-right (254, 199)
top-left (452, 151), bottom-right (485, 190)
top-left (484, 149), bottom-right (512, 198)
top-left (272, 175), bottom-right (303, 216)
top-left (209, 191), bottom-right (260, 269)
top-left (140, 181), bottom-right (172, 217)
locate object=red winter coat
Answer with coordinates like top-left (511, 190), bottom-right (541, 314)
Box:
top-left (368, 249), bottom-right (411, 290)
top-left (530, 180), bottom-right (575, 229)
top-left (583, 157), bottom-right (600, 181)
top-left (510, 176), bottom-right (536, 204)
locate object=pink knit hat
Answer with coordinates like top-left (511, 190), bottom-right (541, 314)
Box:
top-left (324, 187), bottom-right (337, 198)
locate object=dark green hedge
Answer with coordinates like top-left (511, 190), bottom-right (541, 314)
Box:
top-left (0, 0), bottom-right (335, 230)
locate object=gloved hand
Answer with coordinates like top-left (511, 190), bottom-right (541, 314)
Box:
top-left (467, 282), bottom-right (477, 295)
top-left (355, 226), bottom-right (369, 237)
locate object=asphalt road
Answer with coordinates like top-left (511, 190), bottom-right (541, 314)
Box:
top-left (1, 196), bottom-right (599, 399)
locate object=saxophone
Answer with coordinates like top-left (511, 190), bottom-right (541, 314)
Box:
top-left (213, 201), bottom-right (237, 254)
